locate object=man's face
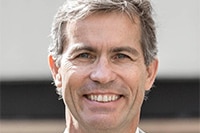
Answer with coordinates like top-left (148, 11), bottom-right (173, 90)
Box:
top-left (49, 12), bottom-right (158, 131)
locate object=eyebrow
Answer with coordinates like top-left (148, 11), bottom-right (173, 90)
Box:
top-left (110, 46), bottom-right (140, 56)
top-left (68, 44), bottom-right (140, 57)
top-left (68, 44), bottom-right (96, 55)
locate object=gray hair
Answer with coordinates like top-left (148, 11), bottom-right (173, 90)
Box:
top-left (49, 0), bottom-right (158, 67)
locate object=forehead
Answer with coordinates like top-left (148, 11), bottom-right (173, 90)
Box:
top-left (66, 12), bottom-right (141, 49)
top-left (75, 12), bottom-right (140, 33)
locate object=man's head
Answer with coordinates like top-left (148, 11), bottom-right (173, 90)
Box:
top-left (49, 0), bottom-right (157, 67)
top-left (48, 0), bottom-right (158, 132)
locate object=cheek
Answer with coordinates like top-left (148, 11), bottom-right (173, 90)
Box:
top-left (124, 68), bottom-right (145, 85)
top-left (122, 67), bottom-right (147, 98)
top-left (61, 66), bottom-right (89, 104)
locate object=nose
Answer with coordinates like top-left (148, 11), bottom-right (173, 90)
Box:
top-left (90, 58), bottom-right (116, 84)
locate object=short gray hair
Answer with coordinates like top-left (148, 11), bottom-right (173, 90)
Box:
top-left (49, 0), bottom-right (158, 66)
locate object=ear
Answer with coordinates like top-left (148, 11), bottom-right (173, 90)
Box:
top-left (48, 55), bottom-right (62, 88)
top-left (145, 58), bottom-right (159, 91)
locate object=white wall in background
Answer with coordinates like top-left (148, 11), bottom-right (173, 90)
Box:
top-left (0, 0), bottom-right (64, 80)
top-left (153, 0), bottom-right (199, 78)
top-left (0, 0), bottom-right (199, 80)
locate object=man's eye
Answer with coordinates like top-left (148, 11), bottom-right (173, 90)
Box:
top-left (76, 53), bottom-right (95, 60)
top-left (77, 53), bottom-right (91, 58)
top-left (114, 54), bottom-right (131, 60)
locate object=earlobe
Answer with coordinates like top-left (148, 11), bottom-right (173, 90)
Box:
top-left (48, 55), bottom-right (62, 88)
top-left (55, 73), bottom-right (62, 88)
top-left (145, 58), bottom-right (159, 91)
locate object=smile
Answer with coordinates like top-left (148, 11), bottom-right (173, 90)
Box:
top-left (85, 94), bottom-right (121, 103)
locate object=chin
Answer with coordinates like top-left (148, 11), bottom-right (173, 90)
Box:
top-left (83, 114), bottom-right (122, 130)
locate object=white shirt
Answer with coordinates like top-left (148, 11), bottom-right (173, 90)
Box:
top-left (136, 127), bottom-right (146, 133)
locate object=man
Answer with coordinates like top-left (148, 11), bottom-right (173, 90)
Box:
top-left (48, 0), bottom-right (158, 133)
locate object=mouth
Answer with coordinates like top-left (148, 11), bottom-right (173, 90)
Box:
top-left (84, 94), bottom-right (123, 103)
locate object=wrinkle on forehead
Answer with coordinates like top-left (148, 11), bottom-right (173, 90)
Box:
top-left (64, 12), bottom-right (142, 56)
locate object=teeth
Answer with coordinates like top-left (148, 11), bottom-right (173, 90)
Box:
top-left (87, 94), bottom-right (120, 102)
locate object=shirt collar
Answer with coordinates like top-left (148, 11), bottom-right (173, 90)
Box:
top-left (136, 128), bottom-right (140, 133)
top-left (137, 127), bottom-right (145, 133)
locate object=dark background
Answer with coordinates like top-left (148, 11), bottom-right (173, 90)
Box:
top-left (0, 78), bottom-right (199, 119)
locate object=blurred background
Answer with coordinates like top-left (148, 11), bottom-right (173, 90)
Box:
top-left (0, 0), bottom-right (199, 133)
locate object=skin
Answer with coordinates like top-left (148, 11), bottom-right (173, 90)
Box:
top-left (49, 12), bottom-right (158, 133)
